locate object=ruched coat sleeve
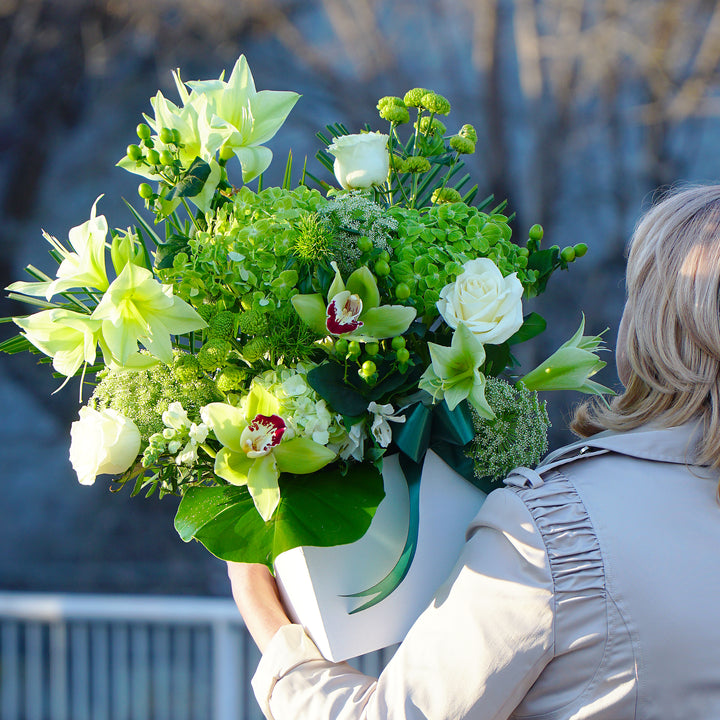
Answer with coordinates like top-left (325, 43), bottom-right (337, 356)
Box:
top-left (251, 488), bottom-right (555, 720)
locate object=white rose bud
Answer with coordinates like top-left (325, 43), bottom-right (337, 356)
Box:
top-left (69, 406), bottom-right (141, 486)
top-left (437, 258), bottom-right (524, 345)
top-left (327, 132), bottom-right (389, 190)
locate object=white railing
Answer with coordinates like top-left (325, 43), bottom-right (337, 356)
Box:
top-left (0, 592), bottom-right (394, 720)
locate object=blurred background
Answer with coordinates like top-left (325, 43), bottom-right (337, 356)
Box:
top-left (1, 0), bottom-right (720, 597)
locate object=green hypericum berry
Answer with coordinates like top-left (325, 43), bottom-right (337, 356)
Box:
top-left (403, 88), bottom-right (430, 108)
top-left (404, 156), bottom-right (431, 173)
top-left (560, 246), bottom-right (575, 263)
top-left (528, 224), bottom-right (544, 242)
top-left (421, 92), bottom-right (451, 115)
top-left (396, 348), bottom-right (410, 363)
top-left (449, 135), bottom-right (475, 154)
top-left (138, 183), bottom-right (153, 199)
top-left (159, 150), bottom-right (174, 166)
top-left (378, 250), bottom-right (391, 262)
top-left (374, 259), bottom-right (391, 277)
top-left (127, 144), bottom-right (143, 161)
top-left (347, 340), bottom-right (361, 359)
top-left (136, 123), bottom-right (152, 140)
top-left (171, 128), bottom-right (181, 144)
top-left (391, 336), bottom-right (406, 350)
top-left (431, 187), bottom-right (462, 204)
top-left (365, 342), bottom-right (380, 356)
top-left (142, 138), bottom-right (154, 149)
top-left (357, 236), bottom-right (373, 253)
top-left (146, 149), bottom-right (160, 166)
top-left (395, 283), bottom-right (411, 300)
top-left (459, 124), bottom-right (478, 143)
top-left (335, 338), bottom-right (349, 355)
top-left (159, 127), bottom-right (175, 144)
top-left (361, 360), bottom-right (377, 377)
top-left (574, 243), bottom-right (588, 257)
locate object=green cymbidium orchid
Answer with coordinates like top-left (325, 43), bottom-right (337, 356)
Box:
top-left (185, 55), bottom-right (300, 183)
top-left (291, 262), bottom-right (416, 340)
top-left (202, 385), bottom-right (337, 521)
top-left (92, 263), bottom-right (206, 366)
top-left (7, 198), bottom-right (109, 300)
top-left (14, 308), bottom-right (101, 378)
top-left (520, 315), bottom-right (613, 396)
top-left (418, 323), bottom-right (495, 417)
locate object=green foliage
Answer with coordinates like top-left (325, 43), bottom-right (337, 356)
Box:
top-left (174, 462), bottom-right (386, 568)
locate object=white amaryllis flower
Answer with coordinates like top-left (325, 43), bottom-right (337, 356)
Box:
top-left (367, 402), bottom-right (406, 448)
top-left (69, 407), bottom-right (141, 486)
top-left (328, 132), bottom-right (389, 190)
top-left (437, 258), bottom-right (524, 345)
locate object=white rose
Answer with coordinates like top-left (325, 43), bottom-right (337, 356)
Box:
top-left (437, 258), bottom-right (524, 344)
top-left (327, 132), bottom-right (389, 190)
top-left (69, 406), bottom-right (141, 485)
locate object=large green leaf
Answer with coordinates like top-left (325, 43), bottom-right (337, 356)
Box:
top-left (307, 362), bottom-right (369, 416)
top-left (174, 463), bottom-right (385, 569)
top-left (165, 157), bottom-right (212, 200)
top-left (507, 312), bottom-right (547, 345)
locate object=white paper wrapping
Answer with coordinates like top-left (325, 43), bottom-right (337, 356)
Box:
top-left (273, 450), bottom-right (487, 661)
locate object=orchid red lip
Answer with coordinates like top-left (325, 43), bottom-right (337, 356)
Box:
top-left (241, 413), bottom-right (286, 458)
top-left (326, 291), bottom-right (364, 335)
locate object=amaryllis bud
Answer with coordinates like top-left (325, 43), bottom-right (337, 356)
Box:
top-left (326, 290), bottom-right (364, 335)
top-left (240, 414), bottom-right (286, 458)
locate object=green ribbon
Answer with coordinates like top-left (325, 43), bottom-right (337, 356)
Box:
top-left (343, 400), bottom-right (480, 613)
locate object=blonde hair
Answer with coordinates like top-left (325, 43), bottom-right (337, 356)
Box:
top-left (572, 185), bottom-right (720, 467)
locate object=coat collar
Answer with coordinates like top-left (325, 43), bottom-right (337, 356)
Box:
top-left (541, 420), bottom-right (706, 468)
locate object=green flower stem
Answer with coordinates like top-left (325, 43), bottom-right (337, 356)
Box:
top-left (181, 198), bottom-right (202, 232)
top-left (200, 443), bottom-right (217, 459)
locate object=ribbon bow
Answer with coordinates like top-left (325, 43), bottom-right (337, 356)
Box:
top-left (343, 399), bottom-right (490, 613)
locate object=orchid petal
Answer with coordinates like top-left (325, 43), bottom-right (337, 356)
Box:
top-left (291, 293), bottom-right (328, 335)
top-left (346, 266), bottom-right (380, 310)
top-left (247, 453), bottom-right (281, 521)
top-left (203, 403), bottom-right (247, 453)
top-left (358, 305), bottom-right (417, 339)
top-left (214, 447), bottom-right (253, 486)
top-left (273, 437), bottom-right (337, 474)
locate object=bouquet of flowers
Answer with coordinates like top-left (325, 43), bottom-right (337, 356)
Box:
top-left (2, 56), bottom-right (610, 600)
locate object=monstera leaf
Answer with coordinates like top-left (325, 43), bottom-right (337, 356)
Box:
top-left (174, 463), bottom-right (385, 569)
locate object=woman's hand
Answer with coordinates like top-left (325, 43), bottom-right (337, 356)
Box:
top-left (227, 562), bottom-right (292, 653)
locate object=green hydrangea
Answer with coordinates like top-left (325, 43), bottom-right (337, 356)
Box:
top-left (466, 378), bottom-right (550, 484)
top-left (90, 351), bottom-right (220, 440)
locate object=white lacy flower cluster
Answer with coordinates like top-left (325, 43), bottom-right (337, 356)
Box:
top-left (146, 402), bottom-right (209, 466)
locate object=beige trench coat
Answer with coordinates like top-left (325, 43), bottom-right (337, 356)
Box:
top-left (252, 422), bottom-right (720, 719)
